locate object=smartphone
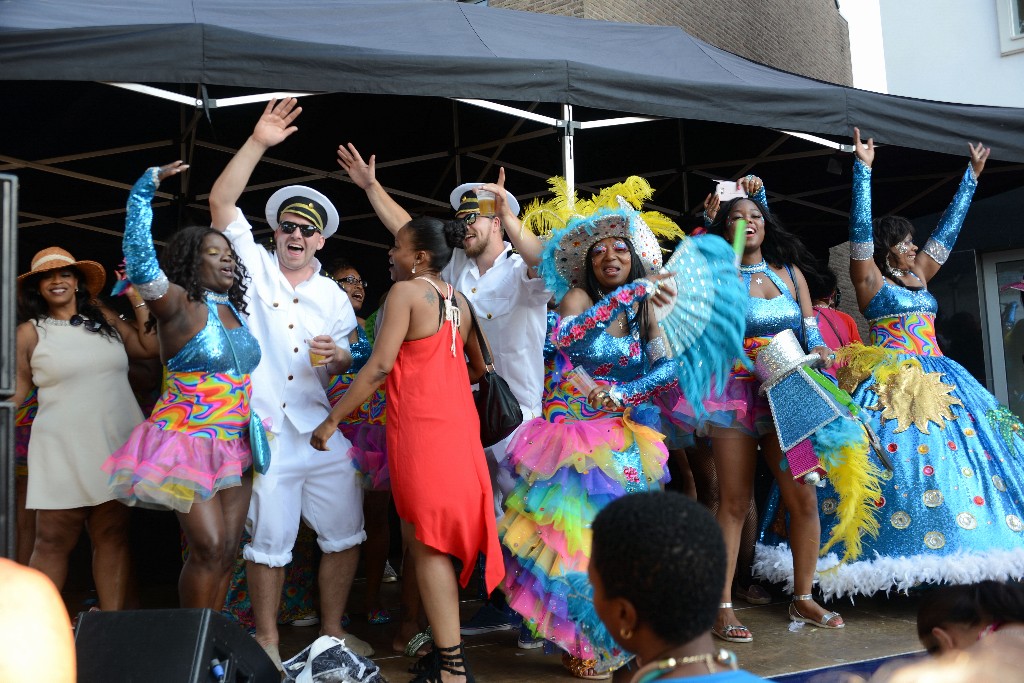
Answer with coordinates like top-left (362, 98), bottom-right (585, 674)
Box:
top-left (715, 180), bottom-right (747, 202)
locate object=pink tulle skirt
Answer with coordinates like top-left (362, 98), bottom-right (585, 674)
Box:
top-left (104, 422), bottom-right (251, 513)
top-left (339, 422), bottom-right (389, 491)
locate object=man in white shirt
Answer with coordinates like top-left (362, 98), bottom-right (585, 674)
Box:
top-left (210, 99), bottom-right (370, 667)
top-left (337, 143), bottom-right (550, 642)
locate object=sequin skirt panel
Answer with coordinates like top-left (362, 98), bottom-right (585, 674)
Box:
top-left (756, 351), bottom-right (1024, 598)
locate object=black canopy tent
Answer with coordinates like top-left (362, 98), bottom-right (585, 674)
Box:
top-left (2, 0), bottom-right (1024, 284)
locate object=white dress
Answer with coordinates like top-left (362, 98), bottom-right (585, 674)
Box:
top-left (26, 319), bottom-right (144, 509)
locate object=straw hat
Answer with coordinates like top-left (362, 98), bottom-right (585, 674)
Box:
top-left (17, 247), bottom-right (106, 296)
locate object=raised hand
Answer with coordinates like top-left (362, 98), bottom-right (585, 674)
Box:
top-left (853, 127), bottom-right (875, 168)
top-left (738, 175), bottom-right (763, 196)
top-left (479, 167), bottom-right (510, 217)
top-left (703, 192), bottom-right (721, 222)
top-left (969, 141), bottom-right (990, 179)
top-left (251, 98), bottom-right (302, 149)
top-left (157, 160), bottom-right (189, 182)
top-left (336, 142), bottom-right (376, 190)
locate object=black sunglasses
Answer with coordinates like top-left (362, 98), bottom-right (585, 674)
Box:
top-left (337, 275), bottom-right (369, 289)
top-left (279, 221), bottom-right (322, 238)
top-left (461, 212), bottom-right (494, 226)
top-left (70, 314), bottom-right (103, 333)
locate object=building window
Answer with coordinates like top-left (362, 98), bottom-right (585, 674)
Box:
top-left (997, 0), bottom-right (1024, 54)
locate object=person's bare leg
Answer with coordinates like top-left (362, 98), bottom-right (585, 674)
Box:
top-left (404, 521), bottom-right (466, 682)
top-left (318, 546), bottom-right (360, 639)
top-left (362, 490), bottom-right (391, 615)
top-left (762, 436), bottom-right (842, 626)
top-left (214, 476), bottom-right (252, 608)
top-left (668, 449), bottom-right (697, 499)
top-left (29, 508), bottom-right (89, 596)
top-left (177, 496), bottom-right (233, 610)
top-left (15, 476), bottom-right (35, 566)
top-left (247, 562), bottom-right (286, 647)
top-left (710, 427), bottom-right (758, 638)
top-left (393, 545), bottom-right (429, 655)
top-left (85, 501), bottom-right (132, 611)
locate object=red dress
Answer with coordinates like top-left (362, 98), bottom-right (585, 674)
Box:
top-left (385, 306), bottom-right (503, 593)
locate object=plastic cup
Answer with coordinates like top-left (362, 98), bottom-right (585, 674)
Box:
top-left (476, 189), bottom-right (496, 216)
top-left (564, 366), bottom-right (598, 396)
top-left (309, 348), bottom-right (329, 366)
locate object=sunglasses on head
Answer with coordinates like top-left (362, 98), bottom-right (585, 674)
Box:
top-left (70, 314), bottom-right (103, 333)
top-left (279, 221), bottom-right (322, 238)
top-left (337, 275), bottom-right (369, 289)
top-left (461, 212), bottom-right (494, 226)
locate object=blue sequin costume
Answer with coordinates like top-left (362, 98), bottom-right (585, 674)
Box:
top-left (756, 160), bottom-right (1024, 599)
top-left (104, 168), bottom-right (262, 513)
top-left (326, 325), bottom-right (389, 490)
top-left (676, 263), bottom-right (808, 437)
top-left (499, 282), bottom-right (676, 670)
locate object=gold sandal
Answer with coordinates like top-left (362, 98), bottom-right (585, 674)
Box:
top-left (562, 652), bottom-right (611, 680)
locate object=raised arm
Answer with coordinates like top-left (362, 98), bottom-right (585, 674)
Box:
top-left (848, 127), bottom-right (882, 311)
top-left (336, 143), bottom-right (412, 235)
top-left (917, 141), bottom-right (989, 282)
top-left (210, 98), bottom-right (302, 230)
top-left (479, 167), bottom-right (543, 271)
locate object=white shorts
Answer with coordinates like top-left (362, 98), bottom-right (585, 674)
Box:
top-left (484, 406), bottom-right (536, 520)
top-left (244, 418), bottom-right (365, 567)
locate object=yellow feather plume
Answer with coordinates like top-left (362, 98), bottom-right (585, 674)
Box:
top-left (819, 429), bottom-right (884, 565)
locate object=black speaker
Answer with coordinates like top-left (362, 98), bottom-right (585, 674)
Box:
top-left (74, 608), bottom-right (280, 683)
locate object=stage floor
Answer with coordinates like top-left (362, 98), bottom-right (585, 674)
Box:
top-left (273, 580), bottom-right (925, 682)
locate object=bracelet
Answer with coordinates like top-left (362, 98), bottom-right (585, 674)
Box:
top-left (133, 301), bottom-right (147, 309)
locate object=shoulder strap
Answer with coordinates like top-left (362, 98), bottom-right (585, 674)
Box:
top-left (462, 297), bottom-right (495, 371)
top-left (415, 276), bottom-right (450, 331)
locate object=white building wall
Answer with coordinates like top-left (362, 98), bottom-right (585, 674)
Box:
top-left (878, 0), bottom-right (1024, 107)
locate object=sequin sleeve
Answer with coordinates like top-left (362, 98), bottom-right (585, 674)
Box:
top-left (802, 316), bottom-right (827, 351)
top-left (607, 354), bottom-right (677, 406)
top-left (751, 183), bottom-right (769, 214)
top-left (554, 280), bottom-right (656, 348)
top-left (124, 167), bottom-right (169, 300)
top-left (849, 159), bottom-right (873, 261)
top-left (922, 163), bottom-right (977, 265)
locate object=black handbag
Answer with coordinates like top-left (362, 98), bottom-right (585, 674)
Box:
top-left (465, 302), bottom-right (524, 447)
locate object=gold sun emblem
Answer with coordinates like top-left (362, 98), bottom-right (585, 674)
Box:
top-left (869, 363), bottom-right (962, 434)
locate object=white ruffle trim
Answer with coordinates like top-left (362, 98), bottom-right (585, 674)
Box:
top-left (752, 542), bottom-right (1024, 601)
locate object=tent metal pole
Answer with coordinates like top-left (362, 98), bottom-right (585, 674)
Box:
top-left (561, 104), bottom-right (575, 209)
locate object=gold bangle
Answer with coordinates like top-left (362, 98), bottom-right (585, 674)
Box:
top-left (133, 301), bottom-right (147, 309)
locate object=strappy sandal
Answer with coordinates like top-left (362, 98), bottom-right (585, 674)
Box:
top-left (409, 640), bottom-right (475, 682)
top-left (403, 625), bottom-right (433, 658)
top-left (711, 602), bottom-right (753, 643)
top-left (789, 594), bottom-right (844, 629)
top-left (561, 652), bottom-right (611, 680)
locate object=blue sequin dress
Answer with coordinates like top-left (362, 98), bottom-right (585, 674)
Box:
top-left (326, 325), bottom-right (388, 490)
top-left (499, 283), bottom-right (675, 670)
top-left (755, 168), bottom-right (1024, 599)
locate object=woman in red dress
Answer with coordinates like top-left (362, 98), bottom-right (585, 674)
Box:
top-left (312, 216), bottom-right (500, 682)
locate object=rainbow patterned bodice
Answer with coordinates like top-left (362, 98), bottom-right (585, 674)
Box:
top-left (326, 325), bottom-right (386, 426)
top-left (864, 280), bottom-right (943, 356)
top-left (149, 295), bottom-right (260, 440)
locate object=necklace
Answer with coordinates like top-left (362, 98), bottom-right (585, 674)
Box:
top-left (740, 260), bottom-right (767, 285)
top-left (206, 290), bottom-right (230, 305)
top-left (886, 265), bottom-right (908, 279)
top-left (630, 649), bottom-right (737, 683)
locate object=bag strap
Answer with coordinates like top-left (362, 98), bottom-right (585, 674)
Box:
top-left (211, 298), bottom-right (246, 375)
top-left (815, 306), bottom-right (843, 342)
top-left (462, 297), bottom-right (495, 371)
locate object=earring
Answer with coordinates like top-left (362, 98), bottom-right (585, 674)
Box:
top-left (412, 264), bottom-right (417, 274)
top-left (619, 626), bottom-right (633, 640)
